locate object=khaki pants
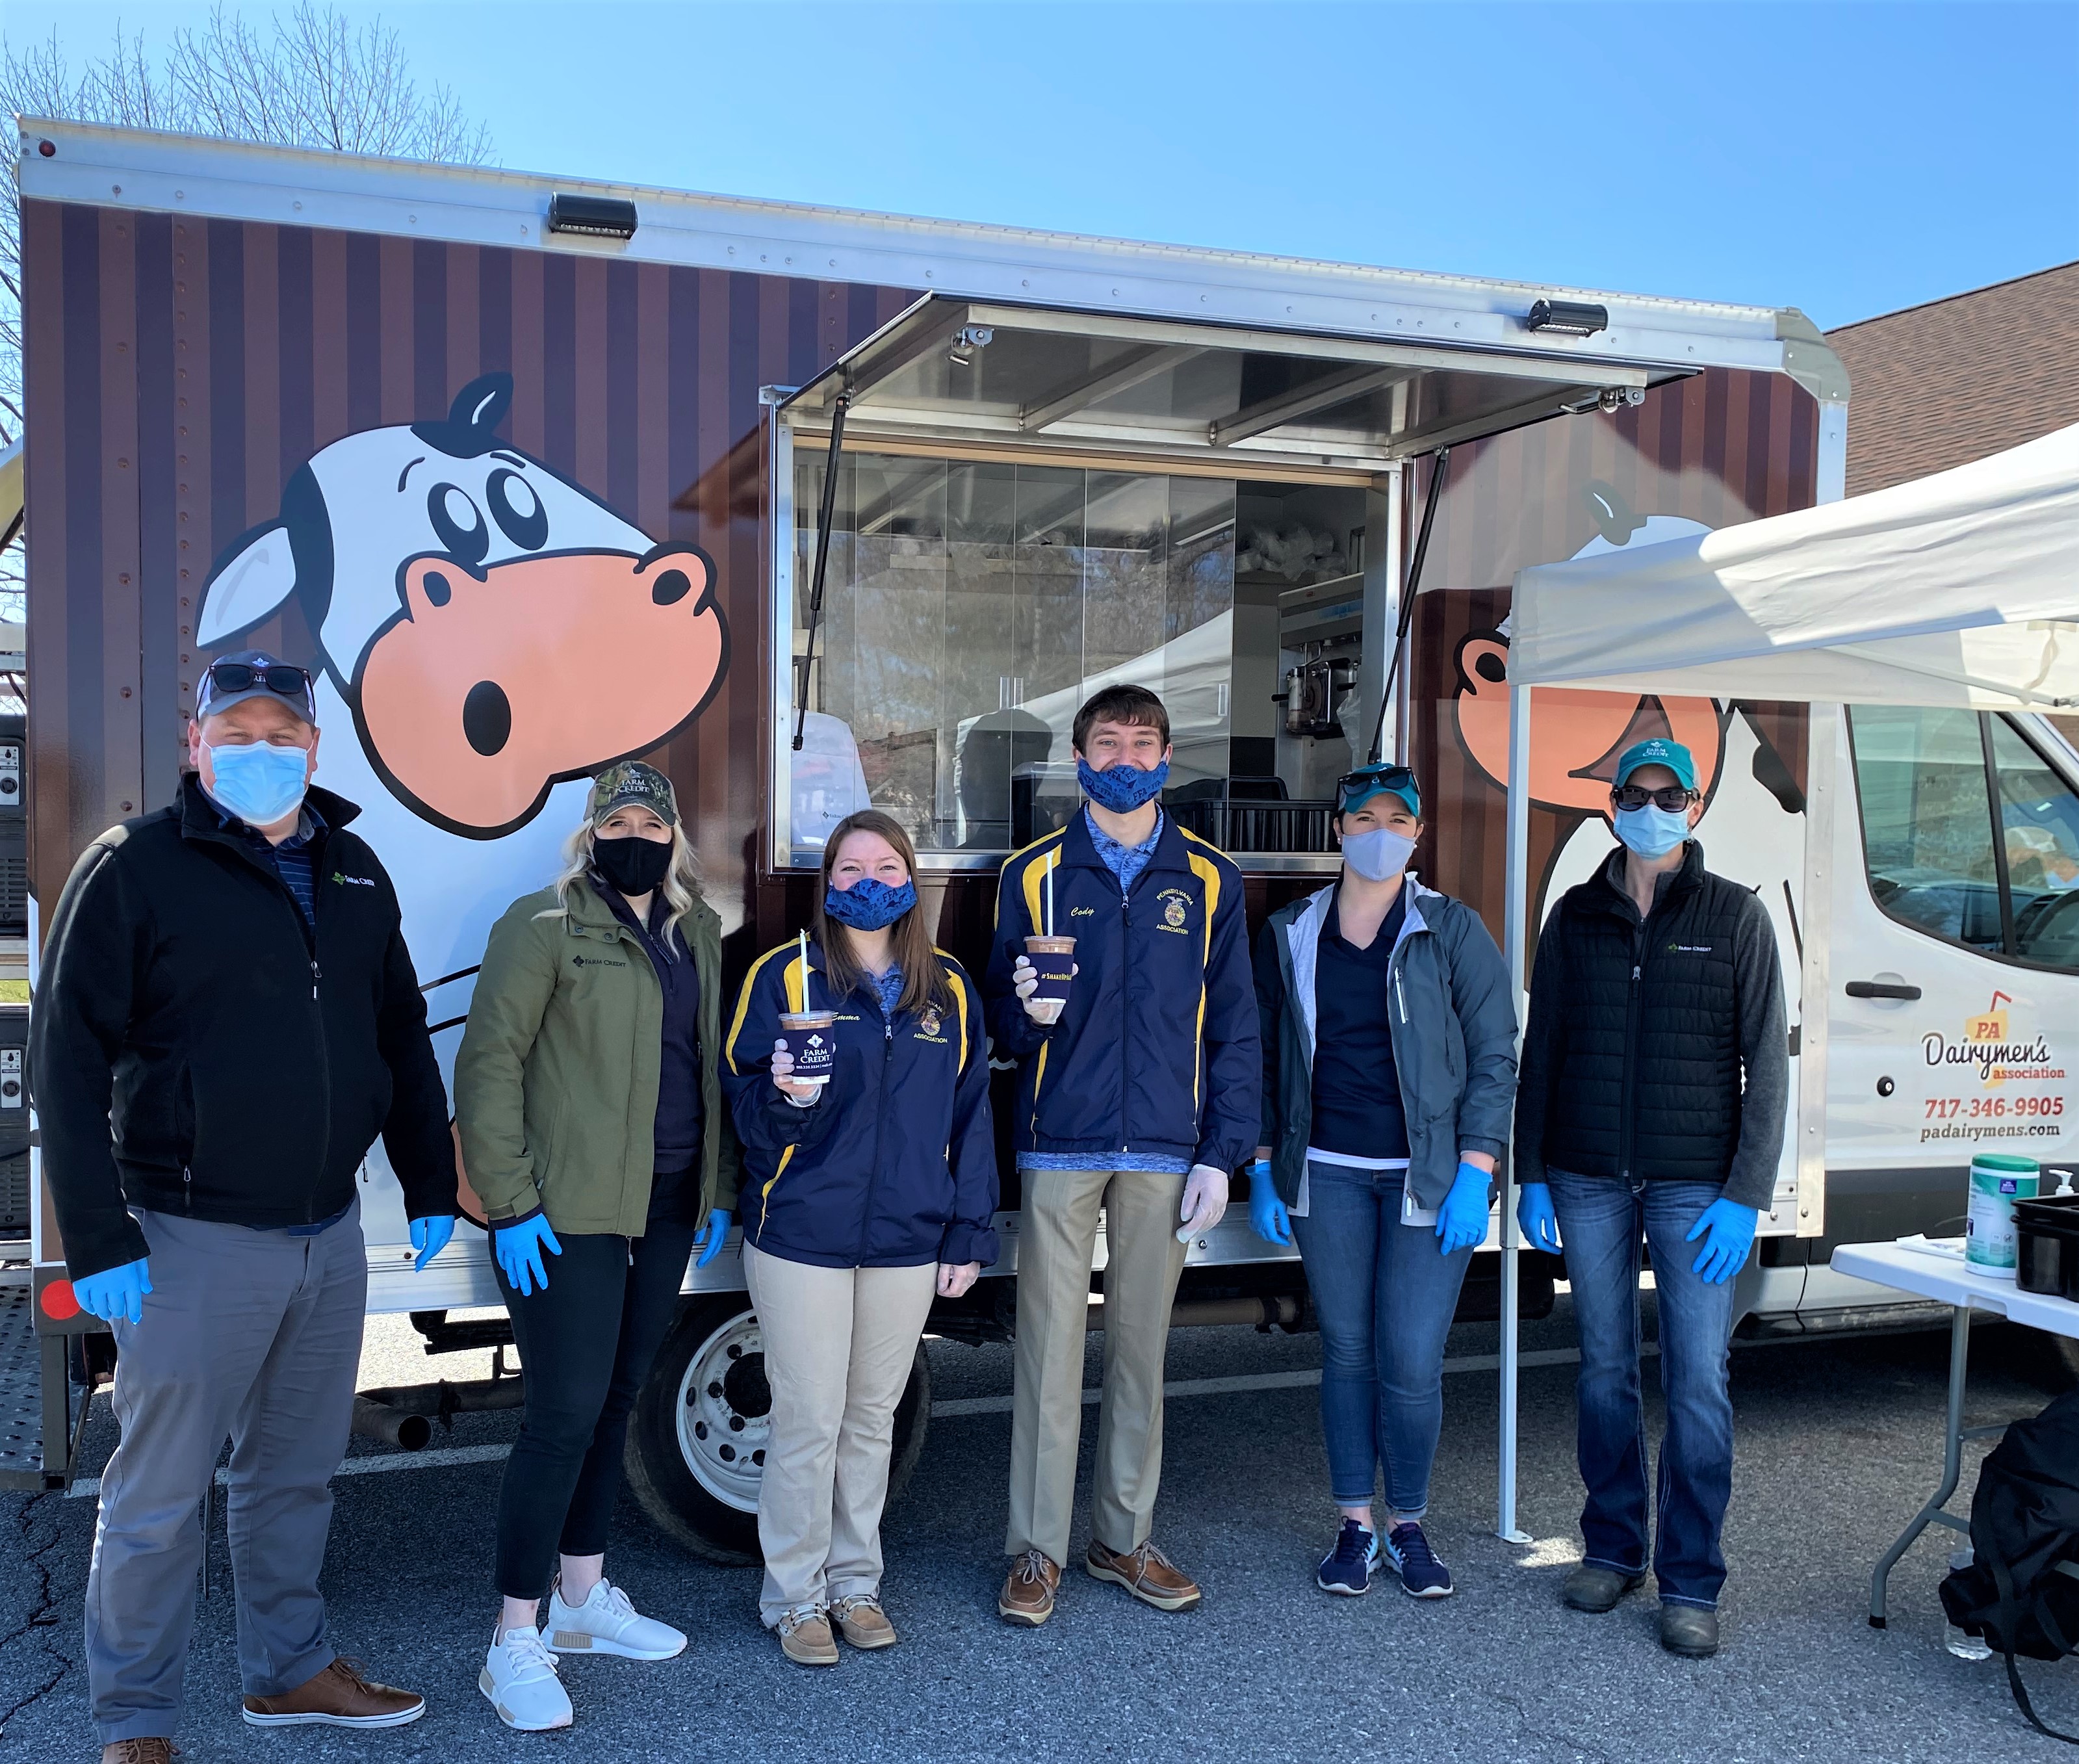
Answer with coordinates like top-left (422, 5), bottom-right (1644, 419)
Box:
top-left (743, 1243), bottom-right (937, 1624)
top-left (1005, 1167), bottom-right (1188, 1566)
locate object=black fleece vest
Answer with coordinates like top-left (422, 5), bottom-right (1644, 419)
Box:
top-left (1541, 853), bottom-right (1752, 1184)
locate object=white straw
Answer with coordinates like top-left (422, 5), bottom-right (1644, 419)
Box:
top-left (797, 927), bottom-right (807, 999)
top-left (1045, 857), bottom-right (1053, 937)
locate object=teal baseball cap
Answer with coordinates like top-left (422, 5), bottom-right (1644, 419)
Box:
top-left (1614, 738), bottom-right (1696, 791)
top-left (1336, 762), bottom-right (1422, 818)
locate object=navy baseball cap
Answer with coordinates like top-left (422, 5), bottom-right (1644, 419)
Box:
top-left (1614, 738), bottom-right (1696, 791)
top-left (196, 651), bottom-right (317, 723)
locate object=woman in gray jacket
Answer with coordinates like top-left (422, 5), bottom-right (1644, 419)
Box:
top-left (1250, 762), bottom-right (1517, 1601)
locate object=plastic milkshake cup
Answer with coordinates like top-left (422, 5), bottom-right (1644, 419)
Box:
top-left (778, 1009), bottom-right (839, 1086)
top-left (1024, 935), bottom-right (1077, 1008)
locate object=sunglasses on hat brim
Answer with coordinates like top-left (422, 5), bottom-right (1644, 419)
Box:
top-left (1336, 765), bottom-right (1421, 814)
top-left (203, 660), bottom-right (313, 702)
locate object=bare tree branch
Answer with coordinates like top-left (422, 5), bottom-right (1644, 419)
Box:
top-left (0, 5), bottom-right (494, 621)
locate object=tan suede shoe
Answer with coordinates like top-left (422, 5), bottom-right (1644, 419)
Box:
top-left (831, 1594), bottom-right (897, 1650)
top-left (777, 1609), bottom-right (840, 1667)
top-left (998, 1549), bottom-right (1062, 1627)
top-left (240, 1657), bottom-right (424, 1728)
top-left (102, 1743), bottom-right (180, 1764)
top-left (1085, 1538), bottom-right (1203, 1611)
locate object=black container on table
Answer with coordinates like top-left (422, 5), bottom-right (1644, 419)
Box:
top-left (2015, 1193), bottom-right (2079, 1301)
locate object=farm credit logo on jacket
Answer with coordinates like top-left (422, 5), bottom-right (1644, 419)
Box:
top-left (193, 374), bottom-right (729, 840)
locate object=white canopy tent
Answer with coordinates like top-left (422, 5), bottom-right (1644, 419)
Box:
top-left (1490, 421), bottom-right (2079, 1538)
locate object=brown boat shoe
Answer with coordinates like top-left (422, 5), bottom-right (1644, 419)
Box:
top-left (831, 1594), bottom-right (898, 1650)
top-left (1086, 1538), bottom-right (1203, 1612)
top-left (240, 1657), bottom-right (425, 1728)
top-left (998, 1549), bottom-right (1062, 1626)
top-left (102, 1743), bottom-right (181, 1764)
top-left (777, 1607), bottom-right (840, 1667)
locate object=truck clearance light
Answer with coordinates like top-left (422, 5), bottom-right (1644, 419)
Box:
top-left (1525, 298), bottom-right (1609, 338)
top-left (545, 194), bottom-right (639, 240)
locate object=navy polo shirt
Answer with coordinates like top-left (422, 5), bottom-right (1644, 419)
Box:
top-left (1308, 888), bottom-right (1410, 1164)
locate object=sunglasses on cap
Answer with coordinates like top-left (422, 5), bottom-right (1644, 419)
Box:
top-left (204, 660), bottom-right (314, 700)
top-left (1336, 764), bottom-right (1421, 815)
top-left (1613, 783), bottom-right (1698, 812)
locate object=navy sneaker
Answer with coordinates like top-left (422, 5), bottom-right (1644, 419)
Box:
top-left (1315, 1518), bottom-right (1379, 1596)
top-left (1384, 1522), bottom-right (1454, 1598)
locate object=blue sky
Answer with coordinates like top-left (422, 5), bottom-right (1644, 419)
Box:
top-left (9, 1), bottom-right (2076, 328)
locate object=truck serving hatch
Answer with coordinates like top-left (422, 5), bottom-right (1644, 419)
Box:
top-left (778, 294), bottom-right (1663, 475)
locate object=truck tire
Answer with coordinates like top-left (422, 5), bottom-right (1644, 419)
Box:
top-left (623, 1292), bottom-right (933, 1564)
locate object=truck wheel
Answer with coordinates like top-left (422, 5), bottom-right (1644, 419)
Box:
top-left (624, 1293), bottom-right (933, 1564)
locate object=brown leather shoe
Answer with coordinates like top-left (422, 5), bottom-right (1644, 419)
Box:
top-left (1086, 1538), bottom-right (1202, 1611)
top-left (998, 1549), bottom-right (1061, 1626)
top-left (777, 1609), bottom-right (840, 1666)
top-left (102, 1743), bottom-right (180, 1764)
top-left (831, 1594), bottom-right (897, 1650)
top-left (240, 1657), bottom-right (425, 1728)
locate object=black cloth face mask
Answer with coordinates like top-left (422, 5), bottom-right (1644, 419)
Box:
top-left (593, 833), bottom-right (673, 896)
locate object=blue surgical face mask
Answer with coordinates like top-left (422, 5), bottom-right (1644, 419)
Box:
top-left (1078, 756), bottom-right (1169, 813)
top-left (1341, 826), bottom-right (1415, 883)
top-left (205, 740), bottom-right (311, 827)
top-left (824, 876), bottom-right (916, 931)
top-left (1612, 803), bottom-right (1691, 859)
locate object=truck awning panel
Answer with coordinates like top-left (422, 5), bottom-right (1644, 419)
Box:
top-left (779, 294), bottom-right (1662, 474)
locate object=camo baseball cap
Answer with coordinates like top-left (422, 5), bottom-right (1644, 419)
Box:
top-left (588, 760), bottom-right (678, 827)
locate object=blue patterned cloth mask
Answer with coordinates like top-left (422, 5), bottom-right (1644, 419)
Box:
top-left (824, 876), bottom-right (916, 931)
top-left (1078, 757), bottom-right (1169, 813)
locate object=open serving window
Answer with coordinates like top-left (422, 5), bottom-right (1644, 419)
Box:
top-left (769, 295), bottom-right (1663, 870)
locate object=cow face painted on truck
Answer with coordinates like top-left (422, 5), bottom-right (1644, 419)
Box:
top-left (196, 374), bottom-right (729, 838)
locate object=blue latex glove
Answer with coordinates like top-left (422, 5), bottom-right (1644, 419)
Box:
top-left (493, 1215), bottom-right (563, 1296)
top-left (1517, 1182), bottom-right (1562, 1254)
top-left (693, 1208), bottom-right (733, 1269)
top-left (73, 1258), bottom-right (152, 1327)
top-left (1436, 1161), bottom-right (1493, 1255)
top-left (1246, 1161), bottom-right (1291, 1247)
top-left (1686, 1198), bottom-right (1758, 1285)
top-left (409, 1215), bottom-right (455, 1273)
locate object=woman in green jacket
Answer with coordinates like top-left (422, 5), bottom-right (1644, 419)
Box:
top-left (455, 761), bottom-right (738, 1733)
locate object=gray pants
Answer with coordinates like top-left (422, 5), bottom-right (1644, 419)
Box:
top-left (86, 1200), bottom-right (366, 1744)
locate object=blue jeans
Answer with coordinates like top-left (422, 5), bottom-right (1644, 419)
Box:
top-left (1546, 1169), bottom-right (1737, 1609)
top-left (1289, 1160), bottom-right (1473, 1516)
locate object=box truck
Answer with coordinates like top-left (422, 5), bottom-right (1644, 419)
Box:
top-left (10, 120), bottom-right (2075, 1555)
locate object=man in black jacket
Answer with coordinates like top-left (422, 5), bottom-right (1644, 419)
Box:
top-left (1513, 738), bottom-right (1787, 1662)
top-left (32, 653), bottom-right (458, 1761)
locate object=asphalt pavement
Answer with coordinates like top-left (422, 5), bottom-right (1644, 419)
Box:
top-left (1, 1295), bottom-right (2074, 1763)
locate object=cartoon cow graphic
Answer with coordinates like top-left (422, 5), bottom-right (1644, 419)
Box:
top-left (1448, 480), bottom-right (1808, 1210)
top-left (197, 372), bottom-right (729, 1234)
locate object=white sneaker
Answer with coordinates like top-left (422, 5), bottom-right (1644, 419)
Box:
top-left (547, 1577), bottom-right (688, 1661)
top-left (479, 1625), bottom-right (573, 1732)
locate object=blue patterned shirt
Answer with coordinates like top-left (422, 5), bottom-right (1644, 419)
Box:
top-left (1085, 805), bottom-right (1164, 898)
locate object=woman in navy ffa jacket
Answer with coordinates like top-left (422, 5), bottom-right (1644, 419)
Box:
top-left (723, 809), bottom-right (996, 1667)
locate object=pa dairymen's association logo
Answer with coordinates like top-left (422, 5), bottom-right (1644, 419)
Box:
top-left (1165, 898), bottom-right (1188, 929)
top-left (1925, 991), bottom-right (2062, 1086)
top-left (918, 1006), bottom-right (943, 1039)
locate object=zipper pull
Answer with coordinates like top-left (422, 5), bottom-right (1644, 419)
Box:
top-left (311, 959), bottom-right (322, 999)
top-left (1631, 965), bottom-right (1640, 982)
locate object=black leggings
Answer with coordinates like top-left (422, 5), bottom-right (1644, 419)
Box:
top-left (492, 1217), bottom-right (698, 1600)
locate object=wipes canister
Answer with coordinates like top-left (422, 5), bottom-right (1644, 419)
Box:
top-left (1965, 1153), bottom-right (2041, 1277)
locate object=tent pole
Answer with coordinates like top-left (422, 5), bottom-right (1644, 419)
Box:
top-left (1497, 682), bottom-right (1533, 1544)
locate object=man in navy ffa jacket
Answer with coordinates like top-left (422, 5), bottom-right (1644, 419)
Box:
top-left (985, 685), bottom-right (1259, 1626)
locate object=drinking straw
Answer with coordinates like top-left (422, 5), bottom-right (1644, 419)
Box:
top-left (1046, 855), bottom-right (1053, 938)
top-left (797, 927), bottom-right (807, 1000)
